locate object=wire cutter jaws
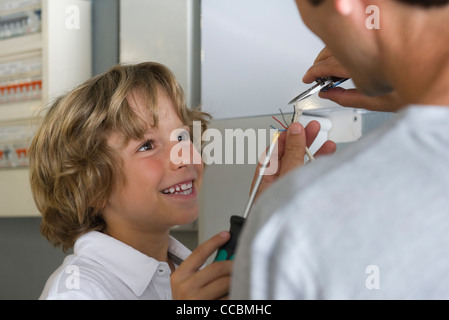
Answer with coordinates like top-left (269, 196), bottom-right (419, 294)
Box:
top-left (288, 77), bottom-right (348, 105)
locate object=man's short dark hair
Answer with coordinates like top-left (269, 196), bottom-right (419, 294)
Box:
top-left (396, 0), bottom-right (449, 7)
top-left (308, 0), bottom-right (449, 7)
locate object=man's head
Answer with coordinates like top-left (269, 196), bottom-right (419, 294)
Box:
top-left (296, 0), bottom-right (449, 102)
top-left (307, 0), bottom-right (449, 7)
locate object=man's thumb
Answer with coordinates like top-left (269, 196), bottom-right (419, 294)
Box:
top-left (279, 122), bottom-right (306, 176)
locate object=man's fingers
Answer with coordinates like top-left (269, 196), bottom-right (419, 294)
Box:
top-left (315, 140), bottom-right (337, 158)
top-left (313, 46), bottom-right (333, 64)
top-left (278, 122), bottom-right (306, 177)
top-left (303, 56), bottom-right (351, 84)
top-left (319, 87), bottom-right (404, 112)
top-left (304, 120), bottom-right (321, 148)
top-left (304, 121), bottom-right (336, 158)
top-left (318, 87), bottom-right (369, 109)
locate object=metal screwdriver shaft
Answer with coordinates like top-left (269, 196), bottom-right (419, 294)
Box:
top-left (242, 130), bottom-right (280, 219)
top-left (214, 130), bottom-right (280, 262)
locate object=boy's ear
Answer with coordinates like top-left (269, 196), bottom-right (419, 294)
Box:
top-left (89, 197), bottom-right (108, 214)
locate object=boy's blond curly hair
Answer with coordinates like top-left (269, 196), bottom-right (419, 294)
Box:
top-left (29, 62), bottom-right (210, 252)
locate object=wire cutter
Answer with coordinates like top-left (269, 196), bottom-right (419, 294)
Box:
top-left (288, 77), bottom-right (348, 160)
top-left (288, 77), bottom-right (348, 105)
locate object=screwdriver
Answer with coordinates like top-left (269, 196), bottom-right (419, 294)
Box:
top-left (214, 130), bottom-right (281, 261)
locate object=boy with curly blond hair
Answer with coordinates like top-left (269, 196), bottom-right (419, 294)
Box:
top-left (30, 62), bottom-right (233, 299)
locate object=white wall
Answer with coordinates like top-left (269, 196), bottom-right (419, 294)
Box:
top-left (199, 0), bottom-right (361, 246)
top-left (201, 0), bottom-right (354, 119)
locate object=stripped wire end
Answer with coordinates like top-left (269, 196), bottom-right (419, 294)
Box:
top-left (270, 125), bottom-right (286, 132)
top-left (292, 101), bottom-right (304, 124)
top-left (272, 116), bottom-right (287, 130)
top-left (290, 102), bottom-right (315, 162)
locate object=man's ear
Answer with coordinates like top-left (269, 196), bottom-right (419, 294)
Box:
top-left (335, 0), bottom-right (354, 16)
top-left (334, 0), bottom-right (371, 27)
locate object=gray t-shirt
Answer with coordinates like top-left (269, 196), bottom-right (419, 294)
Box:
top-left (231, 105), bottom-right (449, 299)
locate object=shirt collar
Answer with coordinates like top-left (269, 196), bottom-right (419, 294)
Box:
top-left (74, 231), bottom-right (191, 297)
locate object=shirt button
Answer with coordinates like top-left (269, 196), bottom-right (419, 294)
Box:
top-left (157, 265), bottom-right (167, 276)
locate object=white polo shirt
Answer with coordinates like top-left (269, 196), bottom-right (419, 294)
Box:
top-left (39, 231), bottom-right (192, 300)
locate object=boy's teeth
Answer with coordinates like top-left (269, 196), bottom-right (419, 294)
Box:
top-left (181, 183), bottom-right (189, 190)
top-left (163, 181), bottom-right (193, 195)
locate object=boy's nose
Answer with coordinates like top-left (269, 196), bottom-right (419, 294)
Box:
top-left (169, 140), bottom-right (195, 169)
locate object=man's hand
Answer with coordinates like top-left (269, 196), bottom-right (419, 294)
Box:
top-left (304, 47), bottom-right (404, 112)
top-left (251, 121), bottom-right (336, 199)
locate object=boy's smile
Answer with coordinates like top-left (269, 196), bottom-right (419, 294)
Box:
top-left (161, 180), bottom-right (195, 196)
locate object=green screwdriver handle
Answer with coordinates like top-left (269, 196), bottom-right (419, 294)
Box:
top-left (214, 215), bottom-right (246, 261)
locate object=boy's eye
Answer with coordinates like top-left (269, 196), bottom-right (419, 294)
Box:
top-left (138, 140), bottom-right (155, 152)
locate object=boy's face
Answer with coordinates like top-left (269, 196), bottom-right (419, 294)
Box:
top-left (103, 88), bottom-right (203, 234)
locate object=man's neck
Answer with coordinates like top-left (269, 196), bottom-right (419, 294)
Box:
top-left (380, 2), bottom-right (449, 107)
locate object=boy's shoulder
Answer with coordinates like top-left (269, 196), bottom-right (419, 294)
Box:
top-left (39, 253), bottom-right (124, 300)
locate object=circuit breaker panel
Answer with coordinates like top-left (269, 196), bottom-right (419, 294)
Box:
top-left (0, 0), bottom-right (91, 216)
top-left (0, 121), bottom-right (34, 169)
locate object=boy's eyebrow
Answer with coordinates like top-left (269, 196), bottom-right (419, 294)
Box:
top-left (142, 127), bottom-right (156, 135)
top-left (141, 124), bottom-right (190, 136)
